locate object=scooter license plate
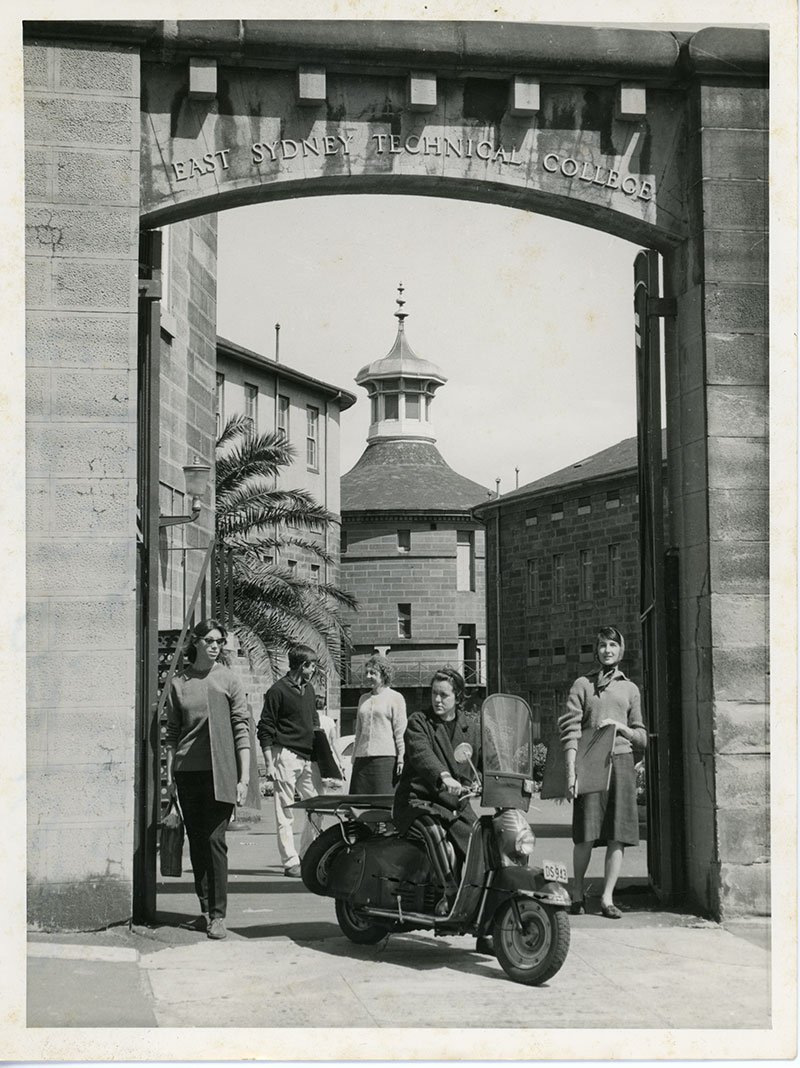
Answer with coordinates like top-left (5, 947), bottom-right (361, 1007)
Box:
top-left (543, 859), bottom-right (569, 883)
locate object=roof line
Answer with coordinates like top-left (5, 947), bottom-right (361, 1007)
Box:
top-left (216, 335), bottom-right (357, 410)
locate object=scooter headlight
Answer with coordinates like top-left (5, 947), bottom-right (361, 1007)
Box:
top-left (493, 809), bottom-right (536, 866)
top-left (515, 825), bottom-right (536, 855)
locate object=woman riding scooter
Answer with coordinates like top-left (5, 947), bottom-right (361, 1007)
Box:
top-left (392, 669), bottom-right (482, 921)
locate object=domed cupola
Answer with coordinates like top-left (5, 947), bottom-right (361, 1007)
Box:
top-left (355, 285), bottom-right (447, 445)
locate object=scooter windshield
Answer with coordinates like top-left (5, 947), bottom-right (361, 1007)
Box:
top-left (481, 694), bottom-right (534, 810)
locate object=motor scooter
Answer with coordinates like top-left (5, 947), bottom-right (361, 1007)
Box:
top-left (294, 693), bottom-right (572, 985)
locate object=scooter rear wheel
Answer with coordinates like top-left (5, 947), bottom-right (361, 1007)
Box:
top-left (301, 824), bottom-right (364, 895)
top-left (492, 897), bottom-right (570, 986)
top-left (335, 898), bottom-right (389, 945)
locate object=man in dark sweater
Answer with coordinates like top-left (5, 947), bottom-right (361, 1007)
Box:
top-left (257, 645), bottom-right (320, 877)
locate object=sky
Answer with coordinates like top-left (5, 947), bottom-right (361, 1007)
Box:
top-left (216, 194), bottom-right (642, 495)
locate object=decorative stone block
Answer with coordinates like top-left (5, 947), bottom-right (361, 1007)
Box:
top-left (297, 65), bottom-right (326, 106)
top-left (616, 81), bottom-right (646, 119)
top-left (27, 424), bottom-right (136, 477)
top-left (53, 259), bottom-right (134, 311)
top-left (189, 56), bottom-right (217, 100)
top-left (26, 206), bottom-right (135, 258)
top-left (718, 861), bottom-right (770, 918)
top-left (707, 387), bottom-right (768, 439)
top-left (27, 538), bottom-right (137, 596)
top-left (50, 368), bottom-right (134, 420)
top-left (49, 596), bottom-right (135, 650)
top-left (52, 478), bottom-right (133, 536)
top-left (707, 436), bottom-right (768, 488)
top-left (708, 488), bottom-right (769, 542)
top-left (26, 312), bottom-right (136, 368)
top-left (56, 45), bottom-right (138, 96)
top-left (407, 71), bottom-right (437, 112)
top-left (509, 75), bottom-right (540, 115)
top-left (44, 822), bottom-right (134, 883)
top-left (715, 702), bottom-right (769, 754)
top-left (25, 96), bottom-right (137, 149)
top-left (712, 646), bottom-right (769, 703)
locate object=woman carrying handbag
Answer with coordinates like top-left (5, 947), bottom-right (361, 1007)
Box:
top-left (164, 618), bottom-right (251, 940)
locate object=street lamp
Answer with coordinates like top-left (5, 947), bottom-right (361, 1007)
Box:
top-left (159, 455), bottom-right (211, 528)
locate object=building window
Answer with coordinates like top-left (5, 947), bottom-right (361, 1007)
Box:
top-left (397, 529), bottom-right (411, 553)
top-left (553, 642), bottom-right (566, 664)
top-left (456, 531), bottom-right (475, 591)
top-left (397, 603), bottom-right (412, 639)
top-left (552, 553), bottom-right (565, 604)
top-left (310, 564), bottom-right (320, 585)
top-left (577, 496), bottom-right (591, 515)
top-left (405, 393), bottom-right (421, 419)
top-left (527, 647), bottom-right (540, 664)
top-left (306, 405), bottom-right (319, 469)
top-left (580, 643), bottom-right (594, 662)
top-left (341, 530), bottom-right (348, 554)
top-left (244, 383), bottom-right (258, 436)
top-left (287, 559), bottom-right (297, 574)
top-left (526, 559), bottom-right (539, 607)
top-left (277, 394), bottom-right (290, 440)
top-left (525, 509), bottom-right (538, 527)
top-left (608, 543), bottom-right (621, 597)
top-left (551, 501), bottom-right (564, 521)
top-left (606, 490), bottom-right (620, 509)
top-left (579, 549), bottom-right (593, 601)
top-left (384, 394), bottom-right (399, 420)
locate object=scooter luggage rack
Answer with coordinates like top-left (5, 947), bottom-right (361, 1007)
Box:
top-left (290, 793), bottom-right (395, 828)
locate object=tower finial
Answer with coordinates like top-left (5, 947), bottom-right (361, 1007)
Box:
top-left (394, 282), bottom-right (408, 328)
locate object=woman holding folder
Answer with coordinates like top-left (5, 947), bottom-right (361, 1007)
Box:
top-left (558, 626), bottom-right (647, 919)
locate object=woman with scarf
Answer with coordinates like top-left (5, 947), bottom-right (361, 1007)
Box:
top-left (559, 625), bottom-right (647, 920)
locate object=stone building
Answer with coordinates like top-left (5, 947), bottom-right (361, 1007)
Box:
top-left (339, 291), bottom-right (490, 730)
top-left (473, 434), bottom-right (664, 742)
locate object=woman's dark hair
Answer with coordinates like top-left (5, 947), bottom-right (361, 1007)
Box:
top-left (430, 667), bottom-right (466, 709)
top-left (184, 618), bottom-right (230, 666)
top-left (595, 625), bottom-right (625, 661)
top-left (365, 653), bottom-right (393, 686)
top-left (288, 644), bottom-right (317, 671)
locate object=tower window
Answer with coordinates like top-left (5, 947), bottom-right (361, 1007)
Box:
top-left (456, 531), bottom-right (475, 591)
top-left (397, 529), bottom-right (411, 553)
top-left (397, 603), bottom-right (412, 639)
top-left (405, 393), bottom-right (421, 419)
top-left (384, 394), bottom-right (399, 420)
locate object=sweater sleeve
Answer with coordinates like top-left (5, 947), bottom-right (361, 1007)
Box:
top-left (257, 685), bottom-right (279, 748)
top-left (559, 678), bottom-right (586, 754)
top-left (163, 681), bottom-right (182, 749)
top-left (228, 672), bottom-right (250, 752)
top-left (627, 684), bottom-right (647, 751)
top-left (392, 692), bottom-right (408, 760)
top-left (404, 713), bottom-right (447, 792)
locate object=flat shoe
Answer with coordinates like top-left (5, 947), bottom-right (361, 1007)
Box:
top-left (600, 903), bottom-right (623, 919)
top-left (569, 899), bottom-right (585, 916)
top-left (180, 914), bottom-right (209, 932)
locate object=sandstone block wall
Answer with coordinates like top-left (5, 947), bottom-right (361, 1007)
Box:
top-left (25, 38), bottom-right (141, 928)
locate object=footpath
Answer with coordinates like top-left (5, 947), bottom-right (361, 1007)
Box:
top-left (24, 800), bottom-right (778, 1053)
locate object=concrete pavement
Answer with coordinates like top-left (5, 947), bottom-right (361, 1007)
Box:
top-left (27, 800), bottom-right (775, 1037)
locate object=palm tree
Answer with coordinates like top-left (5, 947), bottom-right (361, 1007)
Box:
top-left (215, 414), bottom-right (357, 676)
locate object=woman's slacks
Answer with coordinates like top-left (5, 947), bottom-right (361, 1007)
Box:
top-left (175, 770), bottom-right (234, 919)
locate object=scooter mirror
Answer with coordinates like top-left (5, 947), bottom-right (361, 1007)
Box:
top-left (453, 743), bottom-right (473, 763)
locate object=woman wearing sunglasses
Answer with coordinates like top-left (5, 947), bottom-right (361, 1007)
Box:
top-left (164, 618), bottom-right (251, 940)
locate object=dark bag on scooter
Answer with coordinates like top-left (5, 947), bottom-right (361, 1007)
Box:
top-left (160, 798), bottom-right (185, 877)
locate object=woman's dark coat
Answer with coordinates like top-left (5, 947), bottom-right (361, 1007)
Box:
top-left (393, 707), bottom-right (482, 857)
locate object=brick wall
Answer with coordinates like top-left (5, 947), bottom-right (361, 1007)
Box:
top-left (485, 475), bottom-right (643, 742)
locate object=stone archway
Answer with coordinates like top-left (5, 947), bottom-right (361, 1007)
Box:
top-left (24, 19), bottom-right (769, 926)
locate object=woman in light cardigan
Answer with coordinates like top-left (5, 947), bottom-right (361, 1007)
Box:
top-left (558, 625), bottom-right (646, 920)
top-left (349, 654), bottom-right (407, 794)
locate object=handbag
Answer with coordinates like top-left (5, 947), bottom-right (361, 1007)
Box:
top-left (159, 797), bottom-right (185, 877)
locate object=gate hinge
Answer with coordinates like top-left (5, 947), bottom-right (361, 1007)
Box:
top-left (647, 297), bottom-right (677, 318)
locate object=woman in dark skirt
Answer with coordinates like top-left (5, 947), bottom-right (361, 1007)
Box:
top-left (349, 654), bottom-right (407, 794)
top-left (558, 626), bottom-right (647, 919)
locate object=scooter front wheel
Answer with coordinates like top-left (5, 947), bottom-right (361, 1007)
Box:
top-left (492, 897), bottom-right (570, 985)
top-left (335, 898), bottom-right (389, 945)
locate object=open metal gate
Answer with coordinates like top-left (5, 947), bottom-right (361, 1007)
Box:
top-left (633, 250), bottom-right (685, 904)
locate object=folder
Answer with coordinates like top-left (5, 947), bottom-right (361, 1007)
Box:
top-left (540, 723), bottom-right (617, 800)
